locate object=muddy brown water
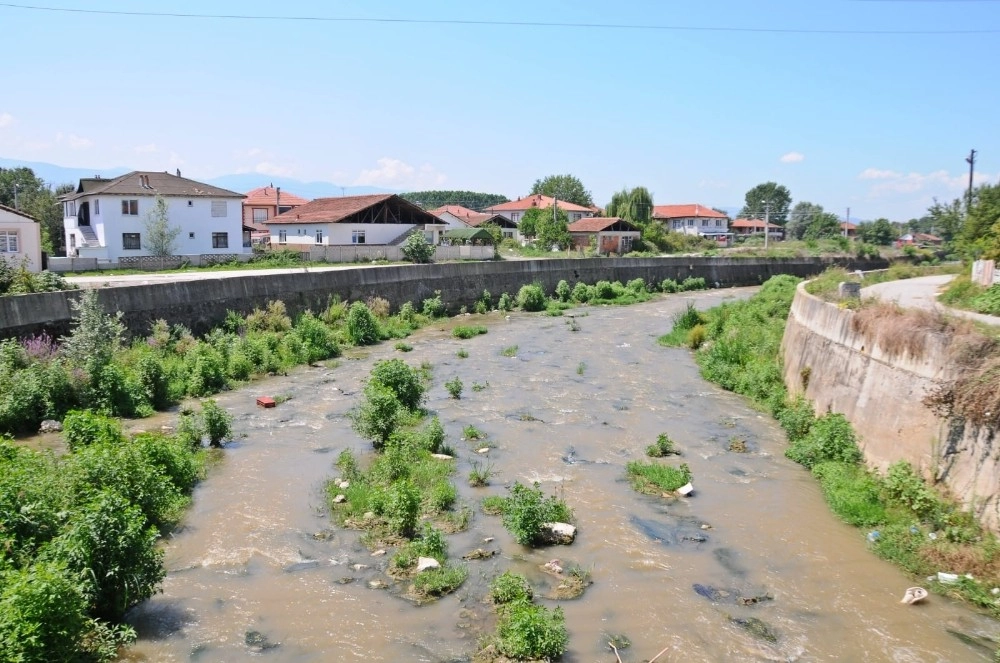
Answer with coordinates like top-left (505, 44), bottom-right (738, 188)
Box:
top-left (120, 289), bottom-right (999, 662)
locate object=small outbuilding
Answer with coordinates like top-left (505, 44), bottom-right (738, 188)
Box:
top-left (442, 227), bottom-right (495, 245)
top-left (567, 216), bottom-right (641, 255)
top-left (0, 204), bottom-right (43, 272)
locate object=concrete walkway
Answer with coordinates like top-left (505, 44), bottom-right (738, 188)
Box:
top-left (861, 274), bottom-right (1000, 327)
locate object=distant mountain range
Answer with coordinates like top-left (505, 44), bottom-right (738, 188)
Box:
top-left (0, 157), bottom-right (396, 199)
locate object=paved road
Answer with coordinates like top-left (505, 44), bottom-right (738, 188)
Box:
top-left (63, 263), bottom-right (386, 288)
top-left (862, 274), bottom-right (1000, 327)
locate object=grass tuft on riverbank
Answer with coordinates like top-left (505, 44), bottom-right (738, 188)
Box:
top-left (662, 273), bottom-right (1000, 619)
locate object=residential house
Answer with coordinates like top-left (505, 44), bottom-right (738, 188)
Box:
top-left (0, 204), bottom-right (43, 272)
top-left (567, 217), bottom-right (641, 254)
top-left (899, 232), bottom-right (944, 247)
top-left (243, 185), bottom-right (309, 227)
top-left (730, 218), bottom-right (783, 239)
top-left (652, 204), bottom-right (729, 240)
top-left (429, 205), bottom-right (519, 241)
top-left (484, 194), bottom-right (595, 225)
top-left (840, 222), bottom-right (858, 238)
top-left (264, 194), bottom-right (446, 246)
top-left (61, 171), bottom-right (247, 261)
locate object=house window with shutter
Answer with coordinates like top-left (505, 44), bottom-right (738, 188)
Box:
top-left (122, 233), bottom-right (141, 250)
top-left (121, 200), bottom-right (139, 215)
top-left (212, 232), bottom-right (229, 249)
top-left (211, 201), bottom-right (227, 217)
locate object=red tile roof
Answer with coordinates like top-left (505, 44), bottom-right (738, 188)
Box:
top-left (486, 194), bottom-right (593, 214)
top-left (652, 204), bottom-right (728, 219)
top-left (915, 232), bottom-right (942, 242)
top-left (244, 185), bottom-right (310, 207)
top-left (567, 217), bottom-right (639, 233)
top-left (731, 218), bottom-right (781, 229)
top-left (266, 194), bottom-right (394, 224)
top-left (429, 205), bottom-right (480, 218)
top-left (840, 222), bottom-right (858, 231)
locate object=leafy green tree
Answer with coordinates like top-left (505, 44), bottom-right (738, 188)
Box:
top-left (858, 218), bottom-right (897, 246)
top-left (401, 231), bottom-right (434, 263)
top-left (142, 195), bottom-right (181, 256)
top-left (401, 190), bottom-right (509, 210)
top-left (518, 207), bottom-right (545, 238)
top-left (534, 206), bottom-right (571, 249)
top-left (605, 186), bottom-right (653, 224)
top-left (738, 182), bottom-right (792, 226)
top-left (351, 382), bottom-right (403, 450)
top-left (346, 301), bottom-right (380, 345)
top-left (958, 183), bottom-right (1000, 257)
top-left (787, 201), bottom-right (824, 240)
top-left (0, 167), bottom-right (73, 255)
top-left (61, 289), bottom-right (126, 386)
top-left (804, 212), bottom-right (842, 240)
top-left (369, 358), bottom-right (425, 411)
top-left (529, 174), bottom-right (593, 207)
top-left (925, 197), bottom-right (964, 243)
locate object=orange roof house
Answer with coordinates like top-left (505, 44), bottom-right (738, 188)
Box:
top-left (652, 204), bottom-right (729, 237)
top-left (567, 216), bottom-right (641, 254)
top-left (484, 194), bottom-right (595, 224)
top-left (243, 185), bottom-right (310, 229)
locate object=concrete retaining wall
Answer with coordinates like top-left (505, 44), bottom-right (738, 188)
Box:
top-left (1, 256), bottom-right (885, 341)
top-left (781, 282), bottom-right (1000, 531)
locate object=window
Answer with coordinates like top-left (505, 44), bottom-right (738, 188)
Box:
top-left (511, 212), bottom-right (520, 223)
top-left (0, 231), bottom-right (19, 253)
top-left (64, 201), bottom-right (76, 217)
top-left (211, 201), bottom-right (227, 217)
top-left (278, 229), bottom-right (287, 244)
top-left (122, 233), bottom-right (141, 250)
top-left (252, 208), bottom-right (269, 223)
top-left (621, 236), bottom-right (633, 253)
top-left (315, 229), bottom-right (323, 244)
top-left (352, 230), bottom-right (366, 244)
top-left (69, 235), bottom-right (76, 250)
top-left (187, 200), bottom-right (193, 207)
top-left (188, 232), bottom-right (195, 239)
top-left (122, 199), bottom-right (139, 215)
top-left (212, 232), bottom-right (229, 249)
top-left (715, 219), bottom-right (722, 227)
top-left (94, 199), bottom-right (100, 215)
top-left (687, 219), bottom-right (694, 227)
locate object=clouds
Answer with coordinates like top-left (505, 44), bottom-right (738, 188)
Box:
top-left (858, 167), bottom-right (994, 196)
top-left (780, 151), bottom-right (805, 163)
top-left (134, 143), bottom-right (158, 154)
top-left (0, 113), bottom-right (13, 129)
top-left (353, 157), bottom-right (447, 189)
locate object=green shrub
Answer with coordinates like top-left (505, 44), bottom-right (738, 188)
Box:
top-left (646, 433), bottom-right (679, 457)
top-left (680, 276), bottom-right (707, 291)
top-left (778, 396), bottom-right (815, 441)
top-left (134, 351), bottom-right (171, 410)
top-left (292, 311), bottom-right (340, 362)
top-left (686, 324), bottom-right (707, 349)
top-left (660, 278), bottom-right (680, 293)
top-left (626, 278), bottom-right (647, 294)
top-left (351, 382), bottom-right (404, 450)
top-left (445, 377), bottom-right (463, 399)
top-left (132, 433), bottom-right (202, 493)
top-left (811, 461), bottom-right (888, 527)
top-left (413, 523), bottom-right (448, 561)
top-left (500, 482), bottom-right (573, 546)
top-left (785, 412), bottom-right (862, 469)
top-left (426, 480), bottom-right (457, 513)
top-left (883, 461), bottom-right (941, 520)
top-left (625, 461), bottom-right (692, 494)
top-left (453, 325), bottom-right (488, 339)
top-left (490, 571), bottom-right (534, 604)
top-left (497, 292), bottom-right (514, 312)
top-left (501, 345), bottom-right (518, 358)
top-left (571, 281), bottom-right (592, 302)
top-left (468, 461), bottom-right (495, 487)
top-left (184, 343), bottom-right (228, 397)
top-left (555, 279), bottom-right (571, 302)
top-left (384, 478), bottom-right (420, 538)
top-left (346, 301), bottom-right (381, 346)
top-left (200, 399), bottom-right (233, 447)
top-left (463, 425), bottom-right (485, 440)
top-left (495, 601), bottom-right (568, 661)
top-left (516, 284), bottom-right (546, 312)
top-left (420, 416), bottom-right (445, 453)
top-left (481, 495), bottom-right (506, 515)
top-left (422, 293), bottom-right (446, 318)
top-left (370, 359), bottom-right (425, 411)
top-left (401, 232), bottom-right (434, 263)
top-left (62, 410), bottom-right (126, 451)
top-left (412, 565), bottom-right (468, 597)
top-left (245, 300), bottom-right (292, 333)
top-left (593, 280), bottom-right (615, 300)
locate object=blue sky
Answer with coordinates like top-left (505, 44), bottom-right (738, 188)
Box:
top-left (0, 0), bottom-right (997, 219)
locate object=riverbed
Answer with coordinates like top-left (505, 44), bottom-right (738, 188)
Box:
top-left (122, 288), bottom-right (999, 662)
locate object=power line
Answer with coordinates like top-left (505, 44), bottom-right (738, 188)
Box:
top-left (0, 2), bottom-right (997, 34)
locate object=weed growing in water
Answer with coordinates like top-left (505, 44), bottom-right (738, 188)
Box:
top-left (471, 381), bottom-right (488, 392)
top-left (646, 433), bottom-right (680, 457)
top-left (452, 325), bottom-right (487, 339)
top-left (501, 345), bottom-right (518, 358)
top-left (394, 341), bottom-right (412, 352)
top-left (463, 425), bottom-right (485, 440)
top-left (468, 461), bottom-right (496, 487)
top-left (445, 377), bottom-right (463, 399)
top-left (626, 461), bottom-right (692, 494)
top-left (456, 348), bottom-right (469, 359)
top-left (576, 362), bottom-right (586, 375)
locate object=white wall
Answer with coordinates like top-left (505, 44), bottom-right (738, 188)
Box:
top-left (666, 217), bottom-right (729, 235)
top-left (65, 195), bottom-right (246, 261)
top-left (434, 211), bottom-right (472, 229)
top-left (269, 223), bottom-right (415, 246)
top-left (0, 208), bottom-right (43, 272)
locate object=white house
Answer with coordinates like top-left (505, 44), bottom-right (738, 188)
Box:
top-left (484, 194), bottom-right (595, 225)
top-left (652, 204), bottom-right (729, 240)
top-left (0, 204), bottom-right (43, 272)
top-left (264, 194), bottom-right (446, 246)
top-left (429, 205), bottom-right (520, 241)
top-left (61, 171), bottom-right (247, 261)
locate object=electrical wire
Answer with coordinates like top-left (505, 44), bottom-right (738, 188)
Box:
top-left (0, 2), bottom-right (997, 34)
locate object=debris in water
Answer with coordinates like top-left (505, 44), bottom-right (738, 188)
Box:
top-left (900, 587), bottom-right (928, 605)
top-left (371, 549), bottom-right (387, 557)
top-left (461, 548), bottom-right (497, 560)
top-left (728, 436), bottom-right (749, 453)
top-left (245, 630), bottom-right (280, 651)
top-left (256, 396), bottom-right (276, 408)
top-left (728, 616), bottom-right (778, 643)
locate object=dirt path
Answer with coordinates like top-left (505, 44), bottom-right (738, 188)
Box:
top-left (862, 274), bottom-right (1000, 327)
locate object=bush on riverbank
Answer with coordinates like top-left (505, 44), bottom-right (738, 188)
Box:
top-left (480, 572), bottom-right (568, 661)
top-left (662, 273), bottom-right (1000, 618)
top-left (0, 412), bottom-right (209, 661)
top-left (479, 482), bottom-right (574, 547)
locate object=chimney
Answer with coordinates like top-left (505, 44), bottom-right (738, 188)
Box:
top-left (276, 187), bottom-right (281, 213)
top-left (176, 169), bottom-right (181, 177)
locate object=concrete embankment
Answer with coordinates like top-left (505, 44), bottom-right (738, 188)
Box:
top-left (0, 256), bottom-right (884, 340)
top-left (781, 281), bottom-right (1000, 531)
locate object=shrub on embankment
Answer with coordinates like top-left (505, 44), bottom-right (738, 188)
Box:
top-left (661, 273), bottom-right (1000, 618)
top-left (0, 406), bottom-right (218, 661)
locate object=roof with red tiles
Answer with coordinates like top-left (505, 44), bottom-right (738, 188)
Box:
top-left (485, 194), bottom-right (593, 214)
top-left (840, 222), bottom-right (858, 230)
top-left (244, 185), bottom-right (310, 207)
top-left (567, 217), bottom-right (640, 233)
top-left (652, 204), bottom-right (728, 219)
top-left (731, 218), bottom-right (781, 229)
top-left (265, 193), bottom-right (440, 225)
top-left (429, 205), bottom-right (480, 218)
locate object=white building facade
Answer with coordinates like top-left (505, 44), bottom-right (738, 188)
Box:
top-left (0, 204), bottom-right (43, 272)
top-left (62, 171), bottom-right (247, 262)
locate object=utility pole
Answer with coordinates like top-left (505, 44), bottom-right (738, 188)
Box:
top-left (763, 199), bottom-right (771, 250)
top-left (845, 207), bottom-right (850, 237)
top-left (966, 149), bottom-right (977, 211)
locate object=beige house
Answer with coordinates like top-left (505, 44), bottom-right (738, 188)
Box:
top-left (0, 204), bottom-right (43, 272)
top-left (567, 216), bottom-right (641, 254)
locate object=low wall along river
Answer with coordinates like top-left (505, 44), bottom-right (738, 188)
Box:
top-left (0, 256), bottom-right (885, 339)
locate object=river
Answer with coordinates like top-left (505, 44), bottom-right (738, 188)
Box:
top-left (122, 288), bottom-right (999, 662)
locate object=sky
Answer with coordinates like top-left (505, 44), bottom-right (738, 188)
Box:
top-left (0, 0), bottom-right (998, 220)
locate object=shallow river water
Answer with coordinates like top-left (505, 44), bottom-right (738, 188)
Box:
top-left (122, 288), bottom-right (999, 662)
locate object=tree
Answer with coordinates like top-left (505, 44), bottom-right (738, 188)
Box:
top-left (0, 167), bottom-right (73, 255)
top-left (925, 197), bottom-right (965, 244)
top-left (401, 190), bottom-right (509, 211)
top-left (804, 212), bottom-right (842, 240)
top-left (534, 206), bottom-right (571, 250)
top-left (141, 195), bottom-right (181, 256)
top-left (605, 186), bottom-right (653, 225)
top-left (518, 207), bottom-right (545, 238)
top-left (858, 218), bottom-right (897, 246)
top-left (958, 183), bottom-right (1000, 257)
top-left (401, 231), bottom-right (434, 263)
top-left (529, 174), bottom-right (593, 208)
top-left (738, 182), bottom-right (792, 226)
top-left (787, 202), bottom-right (824, 240)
